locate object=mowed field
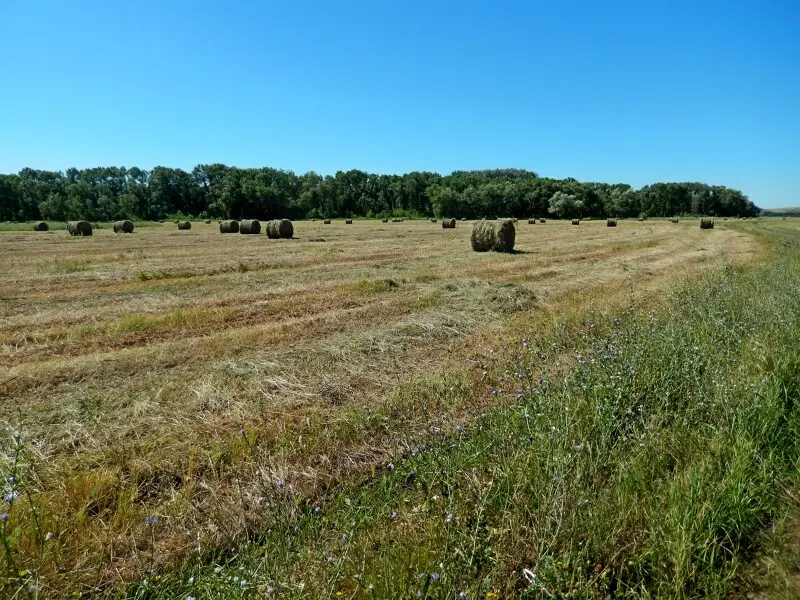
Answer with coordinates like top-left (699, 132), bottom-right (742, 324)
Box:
top-left (0, 219), bottom-right (760, 592)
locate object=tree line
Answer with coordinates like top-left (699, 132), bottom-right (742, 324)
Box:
top-left (0, 165), bottom-right (759, 222)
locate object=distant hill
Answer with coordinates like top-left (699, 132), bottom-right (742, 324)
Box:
top-left (761, 207), bottom-right (800, 216)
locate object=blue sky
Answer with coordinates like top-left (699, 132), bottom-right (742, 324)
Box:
top-left (1, 1), bottom-right (797, 207)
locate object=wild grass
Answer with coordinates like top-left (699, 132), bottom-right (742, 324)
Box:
top-left (103, 222), bottom-right (800, 599)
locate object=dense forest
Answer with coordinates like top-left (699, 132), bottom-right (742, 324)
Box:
top-left (0, 165), bottom-right (758, 222)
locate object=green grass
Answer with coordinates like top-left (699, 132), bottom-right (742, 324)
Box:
top-left (336, 279), bottom-right (401, 294)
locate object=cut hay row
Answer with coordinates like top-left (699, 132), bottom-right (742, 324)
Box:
top-left (441, 218), bottom-right (456, 229)
top-left (240, 219), bottom-right (261, 235)
top-left (113, 220), bottom-right (134, 234)
top-left (266, 219), bottom-right (294, 239)
top-left (177, 220), bottom-right (192, 230)
top-left (67, 220), bottom-right (92, 236)
top-left (470, 219), bottom-right (515, 253)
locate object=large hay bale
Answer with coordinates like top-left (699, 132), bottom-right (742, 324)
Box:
top-left (381, 219), bottom-right (389, 223)
top-left (240, 219), bottom-right (261, 234)
top-left (495, 219), bottom-right (515, 252)
top-left (528, 219), bottom-right (536, 224)
top-left (323, 219), bottom-right (331, 224)
top-left (345, 219), bottom-right (353, 224)
top-left (33, 222), bottom-right (49, 231)
top-left (470, 219), bottom-right (515, 253)
top-left (571, 219), bottom-right (580, 225)
top-left (430, 218), bottom-right (437, 223)
top-left (441, 218), bottom-right (456, 229)
top-left (460, 217), bottom-right (467, 221)
top-left (607, 218), bottom-right (617, 227)
top-left (266, 219), bottom-right (293, 239)
top-left (700, 218), bottom-right (715, 229)
top-left (671, 218), bottom-right (679, 223)
top-left (113, 220), bottom-right (134, 233)
top-left (205, 219), bottom-right (212, 224)
top-left (177, 220), bottom-right (192, 230)
top-left (67, 220), bottom-right (92, 236)
top-left (219, 220), bottom-right (240, 233)
top-left (539, 218), bottom-right (546, 223)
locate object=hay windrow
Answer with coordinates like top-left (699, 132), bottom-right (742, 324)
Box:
top-left (177, 220), bottom-right (192, 230)
top-left (113, 220), bottom-right (134, 233)
top-left (240, 219), bottom-right (261, 235)
top-left (441, 218), bottom-right (456, 229)
top-left (219, 220), bottom-right (240, 233)
top-left (266, 219), bottom-right (294, 239)
top-left (67, 220), bottom-right (93, 236)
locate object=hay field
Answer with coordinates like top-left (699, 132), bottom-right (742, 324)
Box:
top-left (0, 219), bottom-right (759, 591)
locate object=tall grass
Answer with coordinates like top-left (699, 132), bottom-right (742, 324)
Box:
top-left (91, 224), bottom-right (800, 599)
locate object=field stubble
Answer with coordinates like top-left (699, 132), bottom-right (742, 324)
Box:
top-left (0, 219), bottom-right (761, 593)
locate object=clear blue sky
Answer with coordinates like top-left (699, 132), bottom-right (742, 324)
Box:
top-left (1, 1), bottom-right (798, 207)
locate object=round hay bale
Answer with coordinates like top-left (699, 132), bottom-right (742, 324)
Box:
top-left (33, 222), bottom-right (49, 231)
top-left (528, 219), bottom-right (536, 224)
top-left (266, 219), bottom-right (293, 239)
top-left (177, 220), bottom-right (192, 230)
top-left (240, 219), bottom-right (261, 234)
top-left (113, 220), bottom-right (134, 233)
top-left (539, 218), bottom-right (546, 223)
top-left (345, 219), bottom-right (353, 224)
top-left (205, 219), bottom-right (211, 224)
top-left (323, 219), bottom-right (331, 224)
top-left (671, 218), bottom-right (679, 223)
top-left (460, 217), bottom-right (467, 221)
top-left (571, 219), bottom-right (580, 225)
top-left (381, 219), bottom-right (389, 223)
top-left (606, 218), bottom-right (617, 227)
top-left (219, 220), bottom-right (240, 233)
top-left (700, 218), bottom-right (715, 230)
top-left (430, 218), bottom-right (437, 223)
top-left (471, 220), bottom-right (496, 252)
top-left (67, 220), bottom-right (93, 236)
top-left (495, 219), bottom-right (515, 252)
top-left (158, 220), bottom-right (165, 224)
top-left (174, 219), bottom-right (179, 224)
top-left (441, 218), bottom-right (456, 229)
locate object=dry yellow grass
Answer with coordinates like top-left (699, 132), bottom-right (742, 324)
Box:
top-left (0, 219), bottom-right (761, 592)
